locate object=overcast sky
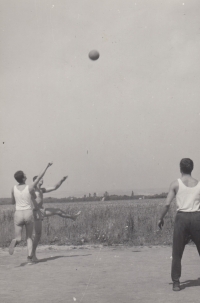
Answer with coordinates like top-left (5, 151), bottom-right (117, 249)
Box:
top-left (1, 0), bottom-right (200, 198)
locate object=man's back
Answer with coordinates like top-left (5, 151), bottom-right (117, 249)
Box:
top-left (171, 176), bottom-right (199, 195)
top-left (13, 185), bottom-right (32, 210)
top-left (176, 177), bottom-right (200, 212)
top-left (180, 175), bottom-right (199, 188)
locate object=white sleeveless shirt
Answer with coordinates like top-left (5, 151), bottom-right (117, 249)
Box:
top-left (176, 179), bottom-right (200, 212)
top-left (14, 185), bottom-right (33, 210)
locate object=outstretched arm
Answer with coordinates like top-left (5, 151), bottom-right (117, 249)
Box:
top-left (29, 162), bottom-right (53, 193)
top-left (158, 180), bottom-right (177, 230)
top-left (42, 176), bottom-right (68, 193)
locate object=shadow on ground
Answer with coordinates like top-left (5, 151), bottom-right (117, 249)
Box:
top-left (18, 254), bottom-right (92, 267)
top-left (181, 278), bottom-right (200, 290)
top-left (169, 278), bottom-right (200, 290)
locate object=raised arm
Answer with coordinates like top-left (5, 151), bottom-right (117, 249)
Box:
top-left (42, 176), bottom-right (68, 193)
top-left (158, 180), bottom-right (178, 230)
top-left (29, 162), bottom-right (53, 193)
top-left (11, 188), bottom-right (16, 205)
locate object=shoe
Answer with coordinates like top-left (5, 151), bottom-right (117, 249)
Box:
top-left (31, 256), bottom-right (39, 262)
top-left (9, 239), bottom-right (17, 255)
top-left (173, 282), bottom-right (181, 291)
top-left (27, 256), bottom-right (36, 265)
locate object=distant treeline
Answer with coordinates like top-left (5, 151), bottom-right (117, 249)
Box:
top-left (0, 192), bottom-right (168, 205)
top-left (44, 192), bottom-right (167, 203)
top-left (0, 198), bottom-right (12, 205)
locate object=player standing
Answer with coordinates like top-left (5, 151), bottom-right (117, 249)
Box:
top-left (158, 158), bottom-right (200, 291)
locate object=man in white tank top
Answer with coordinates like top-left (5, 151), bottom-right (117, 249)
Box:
top-left (31, 175), bottom-right (81, 261)
top-left (158, 158), bottom-right (200, 291)
top-left (9, 162), bottom-right (53, 263)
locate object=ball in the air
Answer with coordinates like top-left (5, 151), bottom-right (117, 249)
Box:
top-left (88, 50), bottom-right (100, 61)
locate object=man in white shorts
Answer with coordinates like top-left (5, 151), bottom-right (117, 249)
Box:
top-left (32, 175), bottom-right (81, 261)
top-left (158, 158), bottom-right (200, 291)
top-left (9, 162), bottom-right (53, 263)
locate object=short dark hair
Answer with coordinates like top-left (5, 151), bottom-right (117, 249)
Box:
top-left (180, 158), bottom-right (194, 174)
top-left (14, 171), bottom-right (25, 183)
top-left (33, 176), bottom-right (38, 181)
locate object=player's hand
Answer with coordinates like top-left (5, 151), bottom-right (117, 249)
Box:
top-left (47, 162), bottom-right (53, 168)
top-left (62, 176), bottom-right (68, 182)
top-left (158, 219), bottom-right (164, 230)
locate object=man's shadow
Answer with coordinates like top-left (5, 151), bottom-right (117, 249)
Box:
top-left (180, 278), bottom-right (200, 290)
top-left (18, 254), bottom-right (92, 267)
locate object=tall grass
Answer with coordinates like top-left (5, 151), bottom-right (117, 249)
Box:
top-left (0, 199), bottom-right (177, 247)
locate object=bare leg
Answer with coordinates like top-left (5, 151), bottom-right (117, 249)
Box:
top-left (25, 221), bottom-right (33, 258)
top-left (45, 208), bottom-right (81, 220)
top-left (9, 225), bottom-right (23, 255)
top-left (32, 220), bottom-right (42, 261)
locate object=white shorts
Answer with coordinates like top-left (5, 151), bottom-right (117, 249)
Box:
top-left (14, 210), bottom-right (34, 226)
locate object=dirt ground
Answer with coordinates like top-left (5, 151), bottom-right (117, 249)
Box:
top-left (0, 244), bottom-right (199, 303)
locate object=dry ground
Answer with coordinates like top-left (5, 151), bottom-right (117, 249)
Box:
top-left (0, 245), bottom-right (199, 303)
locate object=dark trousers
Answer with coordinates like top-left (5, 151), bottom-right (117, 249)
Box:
top-left (172, 212), bottom-right (200, 282)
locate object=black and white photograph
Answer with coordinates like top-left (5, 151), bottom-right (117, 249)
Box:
top-left (1, 1), bottom-right (200, 302)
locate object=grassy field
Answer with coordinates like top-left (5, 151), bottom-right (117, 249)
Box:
top-left (0, 199), bottom-right (177, 247)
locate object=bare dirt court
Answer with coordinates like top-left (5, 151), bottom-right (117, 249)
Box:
top-left (0, 245), bottom-right (199, 303)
